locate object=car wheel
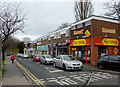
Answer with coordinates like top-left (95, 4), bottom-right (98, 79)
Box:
top-left (40, 61), bottom-right (42, 64)
top-left (98, 64), bottom-right (104, 69)
top-left (62, 64), bottom-right (66, 70)
top-left (45, 61), bottom-right (47, 64)
top-left (54, 62), bottom-right (57, 68)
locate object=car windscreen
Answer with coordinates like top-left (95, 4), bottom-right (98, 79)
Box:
top-left (46, 55), bottom-right (52, 58)
top-left (63, 56), bottom-right (75, 60)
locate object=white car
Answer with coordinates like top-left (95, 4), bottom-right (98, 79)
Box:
top-left (53, 55), bottom-right (83, 70)
top-left (40, 55), bottom-right (53, 64)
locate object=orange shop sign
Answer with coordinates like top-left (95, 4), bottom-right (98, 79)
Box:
top-left (70, 38), bottom-right (90, 46)
top-left (74, 29), bottom-right (84, 35)
top-left (94, 37), bottom-right (120, 46)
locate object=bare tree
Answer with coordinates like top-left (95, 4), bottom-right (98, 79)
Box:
top-left (0, 2), bottom-right (26, 60)
top-left (0, 2), bottom-right (25, 44)
top-left (57, 22), bottom-right (70, 30)
top-left (104, 1), bottom-right (120, 20)
top-left (74, 0), bottom-right (93, 21)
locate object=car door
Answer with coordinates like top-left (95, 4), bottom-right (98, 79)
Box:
top-left (109, 55), bottom-right (120, 69)
top-left (58, 56), bottom-right (63, 67)
top-left (55, 56), bottom-right (60, 66)
top-left (101, 56), bottom-right (109, 67)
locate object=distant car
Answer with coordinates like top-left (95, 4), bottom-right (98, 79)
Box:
top-left (22, 54), bottom-right (30, 59)
top-left (33, 54), bottom-right (41, 62)
top-left (40, 55), bottom-right (53, 64)
top-left (97, 55), bottom-right (120, 70)
top-left (53, 55), bottom-right (83, 70)
top-left (16, 53), bottom-right (23, 57)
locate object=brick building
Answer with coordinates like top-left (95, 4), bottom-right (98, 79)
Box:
top-left (70, 15), bottom-right (120, 66)
top-left (36, 27), bottom-right (71, 57)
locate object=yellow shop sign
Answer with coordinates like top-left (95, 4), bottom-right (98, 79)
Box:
top-left (102, 38), bottom-right (119, 46)
top-left (73, 39), bottom-right (86, 46)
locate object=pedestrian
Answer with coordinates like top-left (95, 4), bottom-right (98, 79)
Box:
top-left (11, 54), bottom-right (15, 64)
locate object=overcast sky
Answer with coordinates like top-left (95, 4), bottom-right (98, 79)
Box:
top-left (3, 0), bottom-right (118, 41)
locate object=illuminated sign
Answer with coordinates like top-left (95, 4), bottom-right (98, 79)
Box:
top-left (74, 29), bottom-right (84, 35)
top-left (102, 38), bottom-right (119, 46)
top-left (102, 27), bottom-right (116, 33)
top-left (94, 37), bottom-right (120, 46)
top-left (70, 38), bottom-right (90, 46)
top-left (113, 47), bottom-right (118, 54)
top-left (72, 47), bottom-right (77, 51)
top-left (85, 30), bottom-right (91, 37)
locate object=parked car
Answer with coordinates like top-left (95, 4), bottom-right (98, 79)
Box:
top-left (16, 53), bottom-right (23, 57)
top-left (53, 55), bottom-right (83, 70)
top-left (33, 54), bottom-right (41, 62)
top-left (21, 54), bottom-right (30, 59)
top-left (40, 55), bottom-right (53, 64)
top-left (97, 55), bottom-right (120, 70)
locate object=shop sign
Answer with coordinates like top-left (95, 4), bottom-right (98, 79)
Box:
top-left (37, 42), bottom-right (41, 46)
top-left (102, 27), bottom-right (116, 34)
top-left (102, 38), bottom-right (119, 46)
top-left (74, 29), bottom-right (84, 35)
top-left (58, 42), bottom-right (67, 46)
top-left (48, 44), bottom-right (57, 48)
top-left (94, 37), bottom-right (120, 46)
top-left (70, 38), bottom-right (90, 46)
top-left (85, 30), bottom-right (91, 37)
top-left (113, 47), bottom-right (118, 54)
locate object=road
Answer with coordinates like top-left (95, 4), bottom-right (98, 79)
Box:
top-left (15, 57), bottom-right (119, 86)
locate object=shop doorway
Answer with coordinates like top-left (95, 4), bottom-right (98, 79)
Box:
top-left (85, 47), bottom-right (90, 64)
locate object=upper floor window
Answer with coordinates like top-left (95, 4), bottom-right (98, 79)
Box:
top-left (85, 21), bottom-right (91, 26)
top-left (48, 35), bottom-right (51, 40)
top-left (66, 29), bottom-right (69, 37)
top-left (77, 24), bottom-right (83, 28)
top-left (71, 26), bottom-right (76, 30)
top-left (58, 32), bottom-right (61, 38)
top-left (54, 33), bottom-right (56, 39)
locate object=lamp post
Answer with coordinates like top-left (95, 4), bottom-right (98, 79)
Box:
top-left (0, 21), bottom-right (2, 80)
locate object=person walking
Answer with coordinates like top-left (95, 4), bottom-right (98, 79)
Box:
top-left (11, 54), bottom-right (15, 64)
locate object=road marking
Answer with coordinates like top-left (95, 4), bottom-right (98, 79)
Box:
top-left (57, 76), bottom-right (66, 79)
top-left (15, 61), bottom-right (46, 87)
top-left (44, 67), bottom-right (63, 73)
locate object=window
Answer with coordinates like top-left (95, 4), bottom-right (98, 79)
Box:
top-left (66, 29), bottom-right (69, 37)
top-left (77, 24), bottom-right (83, 28)
top-left (85, 21), bottom-right (91, 26)
top-left (109, 56), bottom-right (119, 61)
top-left (71, 26), bottom-right (76, 30)
top-left (54, 33), bottom-right (56, 39)
top-left (58, 32), bottom-right (61, 38)
top-left (102, 56), bottom-right (108, 60)
top-left (48, 36), bottom-right (51, 40)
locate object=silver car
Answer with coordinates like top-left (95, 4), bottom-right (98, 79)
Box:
top-left (40, 55), bottom-right (53, 64)
top-left (53, 55), bottom-right (83, 70)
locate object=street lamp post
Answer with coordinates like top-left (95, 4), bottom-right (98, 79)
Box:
top-left (0, 21), bottom-right (2, 80)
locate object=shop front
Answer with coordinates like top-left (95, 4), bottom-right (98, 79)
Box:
top-left (37, 45), bottom-right (48, 55)
top-left (48, 43), bottom-right (57, 57)
top-left (94, 37), bottom-right (120, 57)
top-left (57, 42), bottom-right (69, 55)
top-left (70, 38), bottom-right (90, 64)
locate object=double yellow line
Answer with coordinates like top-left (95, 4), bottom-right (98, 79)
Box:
top-left (15, 61), bottom-right (46, 87)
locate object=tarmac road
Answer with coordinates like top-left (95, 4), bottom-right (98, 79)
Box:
top-left (16, 57), bottom-right (119, 86)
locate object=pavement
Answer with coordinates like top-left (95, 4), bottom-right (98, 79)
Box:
top-left (83, 64), bottom-right (120, 75)
top-left (2, 56), bottom-right (31, 86)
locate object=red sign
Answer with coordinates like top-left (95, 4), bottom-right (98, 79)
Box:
top-left (94, 37), bottom-right (120, 46)
top-left (70, 38), bottom-right (90, 46)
